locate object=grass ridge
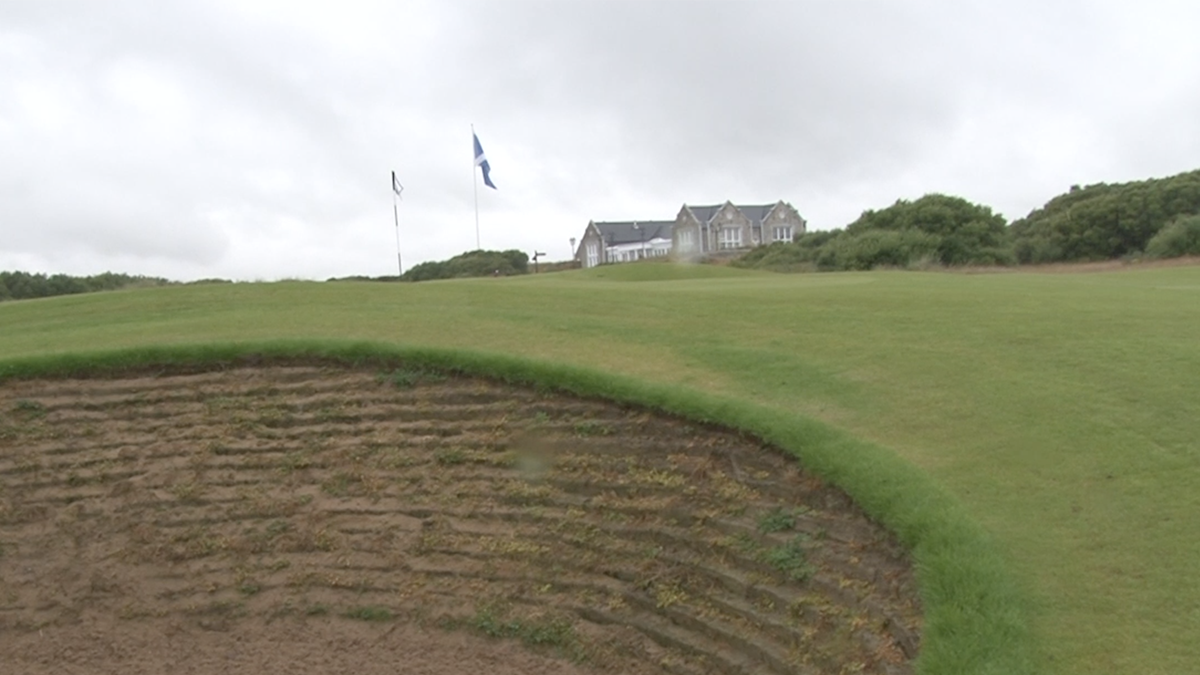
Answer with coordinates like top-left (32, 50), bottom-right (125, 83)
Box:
top-left (0, 338), bottom-right (1033, 675)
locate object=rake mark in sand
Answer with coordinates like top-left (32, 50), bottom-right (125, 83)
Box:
top-left (0, 366), bottom-right (921, 675)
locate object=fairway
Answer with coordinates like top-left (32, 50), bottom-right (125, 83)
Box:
top-left (2, 262), bottom-right (1199, 674)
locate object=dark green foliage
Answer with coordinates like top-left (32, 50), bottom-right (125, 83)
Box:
top-left (762, 535), bottom-right (813, 581)
top-left (757, 506), bottom-right (806, 533)
top-left (1011, 169), bottom-right (1200, 262)
top-left (1144, 214), bottom-right (1200, 259)
top-left (819, 228), bottom-right (944, 270)
top-left (842, 193), bottom-right (1011, 266)
top-left (400, 249), bottom-right (529, 282)
top-left (0, 270), bottom-right (175, 302)
top-left (735, 193), bottom-right (1013, 272)
top-left (732, 231), bottom-right (841, 272)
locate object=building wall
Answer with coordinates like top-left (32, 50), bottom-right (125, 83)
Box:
top-left (623, 201), bottom-right (810, 264)
top-left (764, 202), bottom-right (807, 243)
top-left (672, 209), bottom-right (704, 260)
top-left (711, 203), bottom-right (753, 251)
top-left (577, 227), bottom-right (605, 268)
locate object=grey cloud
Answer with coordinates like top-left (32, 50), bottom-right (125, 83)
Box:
top-left (2, 1), bottom-right (1199, 279)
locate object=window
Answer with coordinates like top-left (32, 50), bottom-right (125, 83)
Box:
top-left (718, 227), bottom-right (742, 250)
top-left (772, 226), bottom-right (792, 242)
top-left (678, 229), bottom-right (695, 250)
top-left (586, 242), bottom-right (599, 267)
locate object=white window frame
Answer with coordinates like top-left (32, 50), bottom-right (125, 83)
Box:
top-left (718, 227), bottom-right (742, 250)
top-left (585, 242), bottom-right (599, 267)
top-left (772, 226), bottom-right (792, 242)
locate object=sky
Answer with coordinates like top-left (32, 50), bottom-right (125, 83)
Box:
top-left (3, 0), bottom-right (1199, 281)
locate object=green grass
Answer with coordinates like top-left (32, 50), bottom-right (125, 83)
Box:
top-left (761, 535), bottom-right (813, 581)
top-left (2, 261), bottom-right (1199, 674)
top-left (757, 506), bottom-right (805, 533)
top-left (464, 603), bottom-right (583, 660)
top-left (569, 259), bottom-right (770, 282)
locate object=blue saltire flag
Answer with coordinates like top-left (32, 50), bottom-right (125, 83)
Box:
top-left (473, 131), bottom-right (497, 189)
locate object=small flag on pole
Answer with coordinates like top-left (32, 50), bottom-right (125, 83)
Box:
top-left (473, 132), bottom-right (497, 189)
top-left (391, 171), bottom-right (404, 199)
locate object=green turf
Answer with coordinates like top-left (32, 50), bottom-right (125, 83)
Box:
top-left (567, 259), bottom-right (771, 281)
top-left (2, 261), bottom-right (1199, 675)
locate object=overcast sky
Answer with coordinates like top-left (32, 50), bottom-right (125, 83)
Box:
top-left (3, 1), bottom-right (1199, 281)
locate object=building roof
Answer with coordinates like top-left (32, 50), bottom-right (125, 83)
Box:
top-left (685, 203), bottom-right (782, 226)
top-left (592, 220), bottom-right (674, 246)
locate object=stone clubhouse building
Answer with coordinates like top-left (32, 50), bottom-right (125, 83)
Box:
top-left (575, 200), bottom-right (807, 268)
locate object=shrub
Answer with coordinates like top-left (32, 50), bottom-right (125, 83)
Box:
top-left (401, 249), bottom-right (529, 282)
top-left (1145, 214), bottom-right (1200, 259)
top-left (821, 229), bottom-right (943, 270)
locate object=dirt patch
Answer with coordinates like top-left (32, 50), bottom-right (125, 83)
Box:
top-left (0, 366), bottom-right (921, 674)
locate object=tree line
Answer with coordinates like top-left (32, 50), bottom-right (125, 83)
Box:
top-left (735, 168), bottom-right (1200, 273)
top-left (3, 249), bottom-right (535, 302)
top-left (0, 270), bottom-right (176, 302)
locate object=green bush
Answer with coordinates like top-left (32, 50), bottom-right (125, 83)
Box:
top-left (1011, 169), bottom-right (1200, 262)
top-left (733, 231), bottom-right (844, 272)
top-left (1145, 214), bottom-right (1200, 259)
top-left (820, 229), bottom-right (943, 271)
top-left (401, 249), bottom-right (529, 282)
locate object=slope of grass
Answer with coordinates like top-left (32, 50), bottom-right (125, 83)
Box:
top-left (2, 263), bottom-right (1199, 674)
top-left (566, 260), bottom-right (770, 281)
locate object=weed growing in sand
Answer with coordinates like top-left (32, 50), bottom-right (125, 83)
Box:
top-left (321, 472), bottom-right (354, 497)
top-left (12, 399), bottom-right (45, 417)
top-left (572, 420), bottom-right (612, 437)
top-left (378, 367), bottom-right (446, 389)
top-left (468, 603), bottom-right (580, 655)
top-left (653, 580), bottom-right (690, 609)
top-left (279, 448), bottom-right (315, 474)
top-left (344, 605), bottom-right (394, 622)
top-left (170, 480), bottom-right (206, 503)
top-left (434, 447), bottom-right (467, 465)
top-left (757, 506), bottom-right (809, 534)
top-left (762, 535), bottom-right (813, 582)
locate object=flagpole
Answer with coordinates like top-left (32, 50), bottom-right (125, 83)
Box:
top-left (392, 190), bottom-right (402, 276)
top-left (391, 171), bottom-right (403, 276)
top-left (472, 124), bottom-right (481, 250)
